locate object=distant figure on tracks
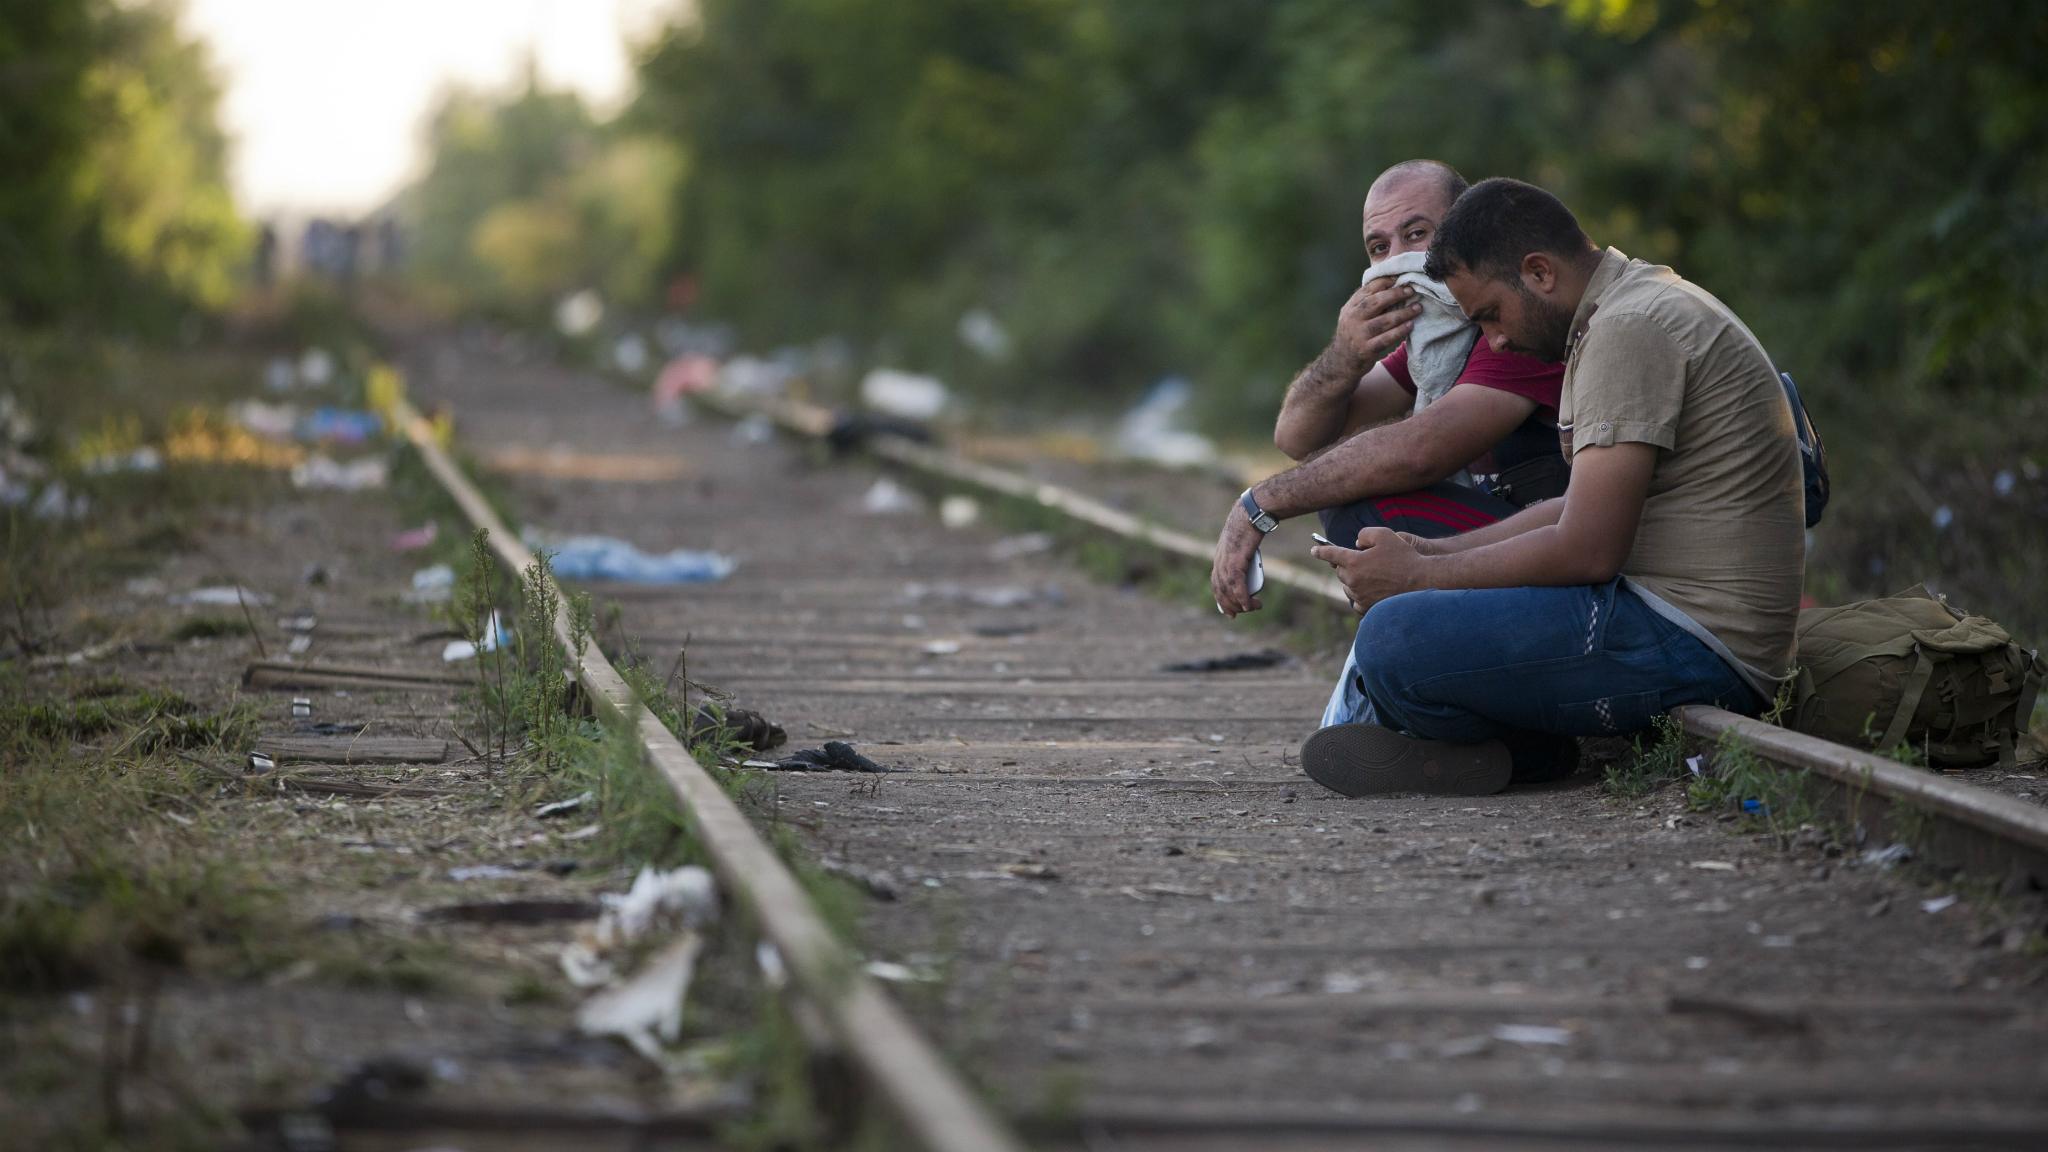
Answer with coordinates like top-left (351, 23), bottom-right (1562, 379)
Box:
top-left (1210, 160), bottom-right (1570, 727)
top-left (1302, 178), bottom-right (1804, 796)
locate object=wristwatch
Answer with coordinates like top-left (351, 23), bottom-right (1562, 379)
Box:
top-left (1238, 488), bottom-right (1278, 534)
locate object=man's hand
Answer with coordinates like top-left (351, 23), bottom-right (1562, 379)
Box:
top-left (1210, 502), bottom-right (1265, 618)
top-left (1332, 279), bottom-right (1423, 371)
top-left (1311, 527), bottom-right (1429, 615)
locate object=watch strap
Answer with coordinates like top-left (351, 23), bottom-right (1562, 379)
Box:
top-left (1239, 488), bottom-right (1278, 534)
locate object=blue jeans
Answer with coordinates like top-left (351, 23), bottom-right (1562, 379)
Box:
top-left (1323, 580), bottom-right (1761, 774)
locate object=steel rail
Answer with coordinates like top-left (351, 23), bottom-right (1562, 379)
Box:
top-left (392, 399), bottom-right (1026, 1152)
top-left (705, 391), bottom-right (2048, 886)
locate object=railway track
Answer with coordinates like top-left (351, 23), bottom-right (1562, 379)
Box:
top-left (400, 334), bottom-right (2048, 1149)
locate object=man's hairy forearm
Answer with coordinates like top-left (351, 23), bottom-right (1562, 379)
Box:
top-left (1274, 342), bottom-right (1364, 453)
top-left (1254, 421), bottom-right (1432, 520)
top-left (1422, 498), bottom-right (1562, 554)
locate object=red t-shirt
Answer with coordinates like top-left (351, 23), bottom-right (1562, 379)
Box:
top-left (1380, 340), bottom-right (1565, 479)
top-left (1381, 339), bottom-right (1562, 415)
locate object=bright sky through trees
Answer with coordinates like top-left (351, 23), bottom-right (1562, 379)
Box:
top-left (183, 0), bottom-right (673, 214)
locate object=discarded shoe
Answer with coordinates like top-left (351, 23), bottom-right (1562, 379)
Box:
top-left (1300, 723), bottom-right (1512, 797)
top-left (773, 741), bottom-right (891, 773)
top-left (689, 703), bottom-right (786, 752)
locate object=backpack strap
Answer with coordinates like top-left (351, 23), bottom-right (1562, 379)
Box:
top-left (1877, 648), bottom-right (1936, 754)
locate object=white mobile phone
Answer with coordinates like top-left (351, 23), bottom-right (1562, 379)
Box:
top-left (1216, 550), bottom-right (1265, 615)
top-left (1310, 532), bottom-right (1333, 547)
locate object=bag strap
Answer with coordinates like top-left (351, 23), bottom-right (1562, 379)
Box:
top-left (1805, 632), bottom-right (1923, 686)
top-left (1877, 648), bottom-right (1936, 753)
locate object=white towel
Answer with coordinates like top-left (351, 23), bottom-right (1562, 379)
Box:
top-left (1362, 251), bottom-right (1478, 415)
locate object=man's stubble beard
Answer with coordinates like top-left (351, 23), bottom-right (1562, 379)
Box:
top-left (1516, 284), bottom-right (1577, 363)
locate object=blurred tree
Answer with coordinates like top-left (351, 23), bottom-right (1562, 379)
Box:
top-left (0, 0), bottom-right (246, 326)
top-left (405, 69), bottom-right (682, 315)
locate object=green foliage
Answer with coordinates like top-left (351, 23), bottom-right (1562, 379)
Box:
top-left (1, 0), bottom-right (247, 327)
top-left (402, 74), bottom-right (683, 315)
top-left (1603, 712), bottom-right (1688, 799)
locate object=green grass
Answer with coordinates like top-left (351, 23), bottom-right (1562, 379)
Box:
top-left (1, 688), bottom-right (275, 993)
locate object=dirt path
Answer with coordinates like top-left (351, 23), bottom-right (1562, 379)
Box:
top-left (405, 333), bottom-right (2048, 1147)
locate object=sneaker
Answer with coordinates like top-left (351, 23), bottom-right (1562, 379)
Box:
top-left (1300, 723), bottom-right (1513, 797)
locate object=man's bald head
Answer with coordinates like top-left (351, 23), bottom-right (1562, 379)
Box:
top-left (1361, 159), bottom-right (1469, 265)
top-left (1370, 160), bottom-right (1469, 215)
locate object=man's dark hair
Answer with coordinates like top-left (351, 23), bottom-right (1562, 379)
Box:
top-left (1377, 159), bottom-right (1469, 211)
top-left (1423, 177), bottom-right (1592, 282)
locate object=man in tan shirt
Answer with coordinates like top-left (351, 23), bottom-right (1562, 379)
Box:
top-left (1300, 177), bottom-right (1804, 797)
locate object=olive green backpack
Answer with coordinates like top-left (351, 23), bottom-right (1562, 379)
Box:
top-left (1791, 585), bottom-right (2043, 768)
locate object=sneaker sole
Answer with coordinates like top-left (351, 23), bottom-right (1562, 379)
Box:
top-left (1300, 724), bottom-right (1512, 797)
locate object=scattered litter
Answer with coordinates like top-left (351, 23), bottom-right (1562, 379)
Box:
top-left (689, 703), bottom-right (786, 752)
top-left (1162, 649), bottom-right (1290, 673)
top-left (536, 791), bottom-right (593, 819)
top-left (248, 751), bottom-right (276, 774)
top-left (771, 741), bottom-right (893, 773)
top-left (1740, 798), bottom-right (1768, 815)
top-left (389, 523), bottom-right (437, 552)
top-left (651, 355), bottom-right (717, 425)
top-left (422, 899), bottom-right (600, 924)
top-left (302, 563), bottom-right (329, 586)
top-left (299, 408), bottom-right (382, 444)
top-left (717, 355), bottom-right (795, 398)
top-left (1179, 1024), bottom-right (1225, 1054)
top-left (1994, 469), bottom-right (2017, 497)
top-left (279, 614), bottom-right (316, 632)
top-left (263, 357), bottom-right (296, 392)
top-left (230, 399), bottom-right (298, 440)
top-left (1001, 862), bottom-right (1059, 881)
top-left (560, 823), bottom-right (602, 842)
top-left (1921, 894), bottom-right (1959, 914)
top-left (1690, 860), bottom-right (1737, 872)
top-left (292, 454), bottom-right (387, 491)
top-left (561, 866), bottom-right (719, 988)
top-left (1686, 755), bottom-right (1705, 777)
top-left (555, 289), bottom-right (604, 338)
top-left (31, 481), bottom-right (88, 521)
top-left (448, 864), bottom-right (525, 882)
top-left (170, 585), bottom-right (272, 607)
top-left (904, 581), bottom-right (1056, 609)
top-left (298, 347), bottom-right (335, 387)
top-left (939, 494), bottom-right (981, 529)
top-left (989, 532), bottom-right (1055, 560)
top-left (864, 959), bottom-right (939, 984)
top-left (442, 611), bottom-right (510, 662)
top-left (957, 308), bottom-right (1012, 360)
top-left (1114, 377), bottom-right (1216, 469)
top-left (1491, 1024), bottom-right (1572, 1047)
top-left (286, 634), bottom-right (311, 655)
top-left (290, 698), bottom-right (312, 719)
top-left (1931, 504), bottom-right (1954, 531)
top-left (1859, 842), bottom-right (1913, 870)
top-left (861, 476), bottom-right (925, 515)
top-left (921, 640), bottom-right (962, 656)
top-left (81, 447), bottom-right (162, 475)
top-left (860, 368), bottom-right (949, 422)
top-left (730, 412), bottom-right (776, 446)
top-left (407, 563), bottom-right (455, 604)
top-left (532, 533), bottom-right (736, 584)
top-left (577, 934), bottom-right (703, 1063)
top-left (613, 333), bottom-right (650, 375)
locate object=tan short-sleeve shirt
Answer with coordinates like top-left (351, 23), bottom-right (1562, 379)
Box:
top-left (1560, 248), bottom-right (1804, 686)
